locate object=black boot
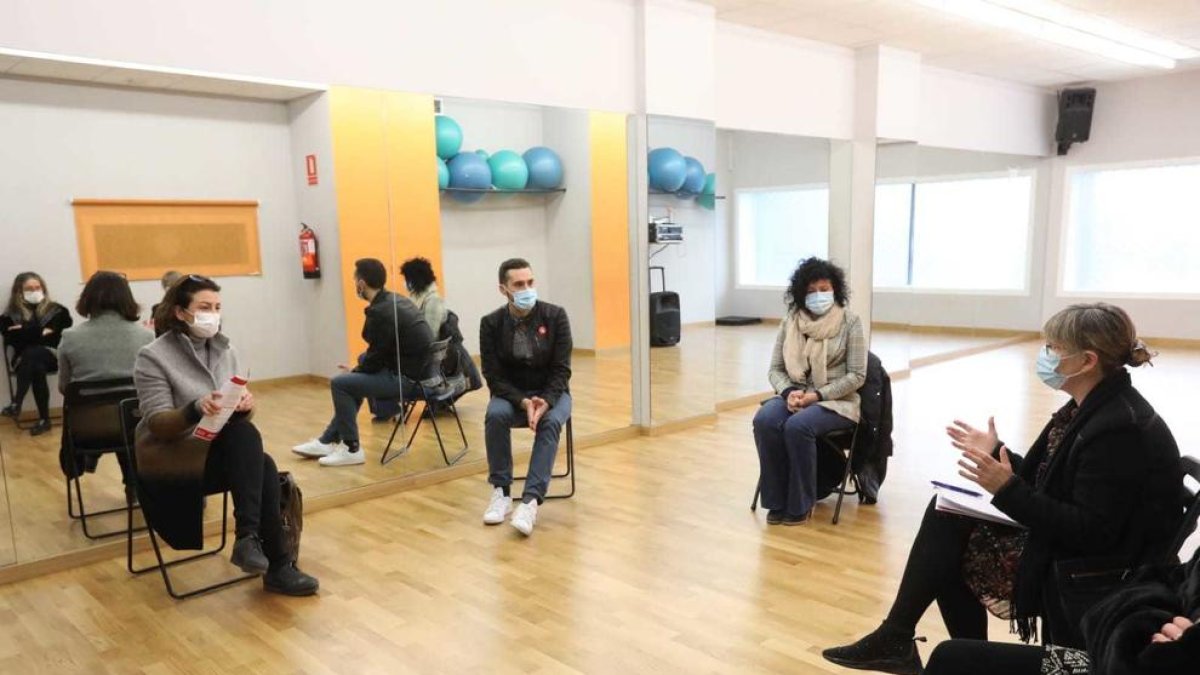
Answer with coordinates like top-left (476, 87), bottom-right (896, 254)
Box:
top-left (766, 509), bottom-right (784, 525)
top-left (29, 418), bottom-right (51, 436)
top-left (263, 562), bottom-right (319, 596)
top-left (1, 403), bottom-right (18, 418)
top-left (231, 534), bottom-right (270, 574)
top-left (822, 624), bottom-right (925, 675)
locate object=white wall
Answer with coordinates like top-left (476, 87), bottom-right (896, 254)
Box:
top-left (287, 92), bottom-right (347, 376)
top-left (0, 78), bottom-right (309, 380)
top-left (715, 23), bottom-right (856, 140)
top-left (647, 116), bottom-right (717, 324)
top-left (917, 67), bottom-right (1057, 158)
top-left (642, 0), bottom-right (716, 121)
top-left (0, 0), bottom-right (640, 114)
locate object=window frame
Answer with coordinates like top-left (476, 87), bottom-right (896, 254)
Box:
top-left (1057, 155), bottom-right (1200, 300)
top-left (733, 182), bottom-right (831, 291)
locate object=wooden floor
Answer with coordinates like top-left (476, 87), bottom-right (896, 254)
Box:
top-left (1, 341), bottom-right (1197, 673)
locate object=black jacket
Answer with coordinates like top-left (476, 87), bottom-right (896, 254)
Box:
top-left (1083, 548), bottom-right (1200, 675)
top-left (992, 370), bottom-right (1183, 646)
top-left (356, 290), bottom-right (433, 379)
top-left (479, 301), bottom-right (571, 408)
top-left (1, 302), bottom-right (73, 362)
top-left (851, 352), bottom-right (893, 502)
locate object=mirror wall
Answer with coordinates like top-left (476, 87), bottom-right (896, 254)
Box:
top-left (0, 74), bottom-right (634, 565)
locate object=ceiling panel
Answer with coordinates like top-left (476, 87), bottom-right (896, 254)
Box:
top-left (709, 0), bottom-right (1200, 86)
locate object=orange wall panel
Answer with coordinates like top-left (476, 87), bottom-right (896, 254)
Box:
top-left (589, 111), bottom-right (631, 350)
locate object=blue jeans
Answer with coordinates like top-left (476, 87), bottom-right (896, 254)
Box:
top-left (485, 393), bottom-right (572, 503)
top-left (752, 397), bottom-right (854, 515)
top-left (320, 370), bottom-right (418, 446)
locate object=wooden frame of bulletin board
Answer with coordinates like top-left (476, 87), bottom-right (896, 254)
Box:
top-left (71, 199), bottom-right (262, 281)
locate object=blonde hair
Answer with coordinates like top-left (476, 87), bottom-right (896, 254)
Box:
top-left (1043, 303), bottom-right (1155, 372)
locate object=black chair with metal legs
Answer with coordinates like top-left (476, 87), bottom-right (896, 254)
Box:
top-left (514, 416), bottom-right (576, 500)
top-left (118, 398), bottom-right (255, 600)
top-left (750, 415), bottom-right (862, 525)
top-left (63, 378), bottom-right (147, 539)
top-left (3, 341), bottom-right (60, 431)
top-left (381, 339), bottom-right (469, 466)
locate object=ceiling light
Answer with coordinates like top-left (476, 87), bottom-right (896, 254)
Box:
top-left (912, 0), bottom-right (1181, 69)
top-left (992, 0), bottom-right (1200, 60)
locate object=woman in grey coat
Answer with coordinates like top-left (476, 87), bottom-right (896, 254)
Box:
top-left (752, 258), bottom-right (866, 525)
top-left (135, 274), bottom-right (317, 596)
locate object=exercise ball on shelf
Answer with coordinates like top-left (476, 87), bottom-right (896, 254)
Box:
top-left (435, 115), bottom-right (463, 159)
top-left (447, 152), bottom-right (492, 203)
top-left (698, 172), bottom-right (717, 210)
top-left (682, 157), bottom-right (706, 194)
top-left (488, 150), bottom-right (529, 190)
top-left (475, 149), bottom-right (490, 161)
top-left (648, 147), bottom-right (687, 193)
top-left (524, 146), bottom-right (564, 190)
top-left (436, 157), bottom-right (450, 189)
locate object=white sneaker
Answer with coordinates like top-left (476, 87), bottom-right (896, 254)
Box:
top-left (483, 487), bottom-right (512, 525)
top-left (292, 438), bottom-right (340, 458)
top-left (510, 500), bottom-right (538, 536)
top-left (318, 445), bottom-right (366, 466)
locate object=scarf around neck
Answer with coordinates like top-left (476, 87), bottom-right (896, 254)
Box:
top-left (783, 304), bottom-right (846, 388)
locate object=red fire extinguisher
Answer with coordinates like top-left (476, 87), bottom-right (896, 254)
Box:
top-left (299, 223), bottom-right (321, 279)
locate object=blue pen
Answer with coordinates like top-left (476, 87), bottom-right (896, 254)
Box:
top-left (931, 480), bottom-right (983, 498)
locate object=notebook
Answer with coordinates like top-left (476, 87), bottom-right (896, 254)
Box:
top-left (932, 481), bottom-right (1025, 529)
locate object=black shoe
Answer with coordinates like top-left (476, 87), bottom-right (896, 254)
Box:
top-left (782, 511), bottom-right (811, 526)
top-left (231, 534), bottom-right (270, 575)
top-left (1, 404), bottom-right (18, 418)
top-left (766, 510), bottom-right (784, 525)
top-left (822, 625), bottom-right (925, 675)
top-left (263, 562), bottom-right (319, 596)
top-left (29, 419), bottom-right (51, 436)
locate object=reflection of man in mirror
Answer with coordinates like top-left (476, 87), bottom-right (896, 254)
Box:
top-left (292, 258), bottom-right (433, 467)
top-left (479, 258), bottom-right (572, 536)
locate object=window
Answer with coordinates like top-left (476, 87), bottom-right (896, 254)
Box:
top-left (736, 186), bottom-right (829, 288)
top-left (873, 174), bottom-right (1033, 292)
top-left (1063, 162), bottom-right (1200, 295)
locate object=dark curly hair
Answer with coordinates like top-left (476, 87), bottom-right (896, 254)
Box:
top-left (399, 257), bottom-right (437, 293)
top-left (785, 257), bottom-right (849, 316)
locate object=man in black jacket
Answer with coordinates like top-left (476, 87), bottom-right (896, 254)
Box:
top-left (293, 258), bottom-right (433, 466)
top-left (479, 258), bottom-right (572, 536)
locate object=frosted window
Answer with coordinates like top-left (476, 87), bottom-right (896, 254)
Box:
top-left (736, 187), bottom-right (829, 287)
top-left (873, 183), bottom-right (913, 289)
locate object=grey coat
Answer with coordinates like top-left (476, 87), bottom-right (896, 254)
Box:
top-left (57, 312), bottom-right (154, 393)
top-left (133, 331), bottom-right (240, 437)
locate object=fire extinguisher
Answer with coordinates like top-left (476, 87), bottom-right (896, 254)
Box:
top-left (299, 223), bottom-right (321, 279)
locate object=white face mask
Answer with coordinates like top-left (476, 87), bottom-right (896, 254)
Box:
top-left (23, 290), bottom-right (44, 305)
top-left (188, 311), bottom-right (221, 339)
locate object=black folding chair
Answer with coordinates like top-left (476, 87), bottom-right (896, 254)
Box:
top-left (381, 339), bottom-right (469, 466)
top-left (63, 378), bottom-right (146, 539)
top-left (1169, 455), bottom-right (1200, 561)
top-left (514, 416), bottom-right (576, 500)
top-left (119, 398), bottom-right (256, 600)
top-left (3, 341), bottom-right (61, 430)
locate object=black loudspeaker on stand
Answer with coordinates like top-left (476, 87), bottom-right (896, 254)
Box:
top-left (649, 266), bottom-right (680, 347)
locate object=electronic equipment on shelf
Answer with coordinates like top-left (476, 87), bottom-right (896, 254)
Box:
top-left (649, 217), bottom-right (683, 244)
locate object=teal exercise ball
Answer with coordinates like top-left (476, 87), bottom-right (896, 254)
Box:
top-left (436, 157), bottom-right (449, 189)
top-left (702, 172), bottom-right (716, 195)
top-left (698, 173), bottom-right (717, 210)
top-left (524, 146), bottom-right (564, 189)
top-left (648, 147), bottom-right (687, 192)
top-left (435, 115), bottom-right (463, 159)
top-left (682, 157), bottom-right (706, 194)
top-left (488, 150), bottom-right (529, 190)
top-left (447, 152), bottom-right (491, 203)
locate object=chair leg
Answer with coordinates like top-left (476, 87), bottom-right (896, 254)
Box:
top-left (430, 401), bottom-right (468, 466)
top-left (133, 492), bottom-right (257, 599)
top-left (832, 450), bottom-right (856, 525)
top-left (514, 419), bottom-right (575, 499)
top-left (70, 470), bottom-right (148, 540)
top-left (381, 408), bottom-right (417, 466)
top-left (751, 480), bottom-right (760, 512)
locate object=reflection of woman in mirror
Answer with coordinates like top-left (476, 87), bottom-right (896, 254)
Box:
top-left (0, 271), bottom-right (74, 435)
top-left (135, 274), bottom-right (319, 596)
top-left (752, 257), bottom-right (865, 525)
top-left (400, 257), bottom-right (447, 335)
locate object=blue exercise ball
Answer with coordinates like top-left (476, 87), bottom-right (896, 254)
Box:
top-left (435, 115), bottom-right (463, 160)
top-left (682, 157), bottom-right (706, 194)
top-left (436, 157), bottom-right (449, 189)
top-left (447, 152), bottom-right (492, 203)
top-left (523, 147), bottom-right (564, 190)
top-left (648, 147), bottom-right (687, 193)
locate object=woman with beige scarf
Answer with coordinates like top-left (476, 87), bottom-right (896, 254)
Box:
top-left (752, 258), bottom-right (866, 525)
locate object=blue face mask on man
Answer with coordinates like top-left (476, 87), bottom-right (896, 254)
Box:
top-left (1036, 345), bottom-right (1083, 390)
top-left (805, 291), bottom-right (835, 316)
top-left (511, 288), bottom-right (538, 311)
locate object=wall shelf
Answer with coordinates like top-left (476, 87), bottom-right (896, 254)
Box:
top-left (440, 187), bottom-right (566, 196)
top-left (649, 189), bottom-right (726, 199)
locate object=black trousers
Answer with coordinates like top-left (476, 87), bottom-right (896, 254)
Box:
top-left (884, 498), bottom-right (989, 640)
top-left (13, 345), bottom-right (56, 420)
top-left (925, 640), bottom-right (1049, 675)
top-left (202, 418), bottom-right (288, 564)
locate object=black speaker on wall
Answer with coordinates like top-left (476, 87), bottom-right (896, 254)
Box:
top-left (1056, 87), bottom-right (1096, 156)
top-left (648, 266), bottom-right (680, 347)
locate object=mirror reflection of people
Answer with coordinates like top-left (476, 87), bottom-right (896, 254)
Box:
top-left (399, 257), bottom-right (446, 335)
top-left (752, 257), bottom-right (865, 525)
top-left (479, 258), bottom-right (572, 536)
top-left (0, 272), bottom-right (74, 435)
top-left (136, 274), bottom-right (318, 596)
top-left (147, 270), bottom-right (181, 329)
top-left (399, 255), bottom-right (482, 403)
top-left (57, 271), bottom-right (153, 481)
top-left (292, 258), bottom-right (433, 466)
top-left (824, 304), bottom-right (1181, 673)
